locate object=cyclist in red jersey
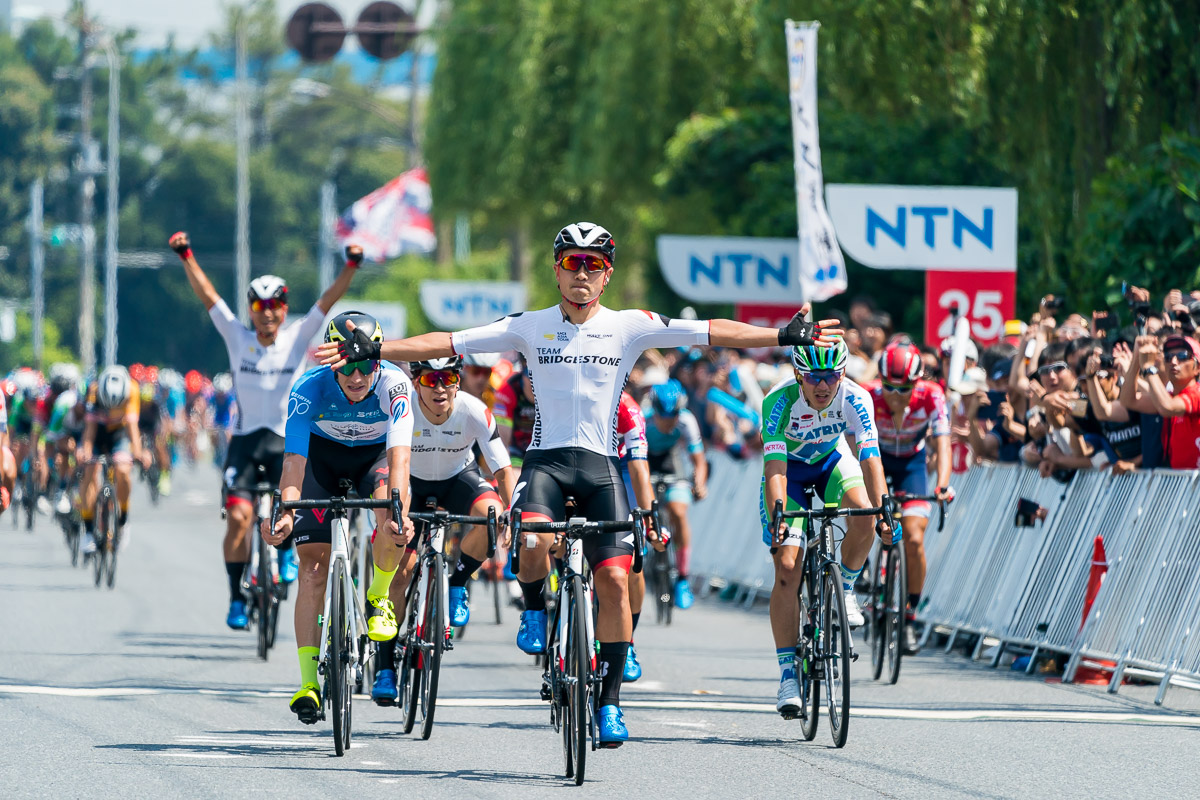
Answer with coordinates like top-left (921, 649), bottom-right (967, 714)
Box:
top-left (616, 390), bottom-right (655, 682)
top-left (494, 360), bottom-right (536, 468)
top-left (864, 341), bottom-right (953, 654)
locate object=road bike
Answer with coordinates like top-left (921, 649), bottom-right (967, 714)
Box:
top-left (59, 467), bottom-right (84, 567)
top-left (89, 456), bottom-right (121, 589)
top-left (865, 492), bottom-right (944, 685)
top-left (272, 485), bottom-right (403, 757)
top-left (513, 502), bottom-right (652, 785)
top-left (244, 466), bottom-right (282, 661)
top-left (645, 475), bottom-right (678, 625)
top-left (769, 494), bottom-right (894, 748)
top-left (394, 500), bottom-right (497, 740)
top-left (140, 432), bottom-right (161, 506)
top-left (14, 455), bottom-right (36, 531)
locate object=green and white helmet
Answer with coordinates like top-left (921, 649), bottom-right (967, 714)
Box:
top-left (791, 339), bottom-right (848, 373)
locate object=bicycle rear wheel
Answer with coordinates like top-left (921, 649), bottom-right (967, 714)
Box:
top-left (885, 542), bottom-right (908, 685)
top-left (329, 563), bottom-right (351, 756)
top-left (419, 554), bottom-right (446, 740)
top-left (104, 491), bottom-right (119, 589)
top-left (565, 576), bottom-right (590, 785)
top-left (822, 565), bottom-right (851, 748)
top-left (66, 520), bottom-right (80, 567)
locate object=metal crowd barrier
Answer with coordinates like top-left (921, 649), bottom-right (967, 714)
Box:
top-left (688, 453), bottom-right (1200, 705)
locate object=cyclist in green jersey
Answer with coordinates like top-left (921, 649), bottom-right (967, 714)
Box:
top-left (759, 340), bottom-right (892, 716)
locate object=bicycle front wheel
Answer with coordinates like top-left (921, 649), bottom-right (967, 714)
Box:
top-left (798, 573), bottom-right (819, 741)
top-left (419, 554), bottom-right (446, 740)
top-left (256, 539), bottom-right (272, 661)
top-left (565, 575), bottom-right (591, 785)
top-left (103, 490), bottom-right (119, 589)
top-left (329, 564), bottom-right (351, 756)
top-left (822, 565), bottom-right (851, 748)
top-left (886, 542), bottom-right (908, 686)
top-left (869, 547), bottom-right (886, 681)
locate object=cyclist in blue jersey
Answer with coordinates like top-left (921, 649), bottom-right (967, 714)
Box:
top-left (262, 311), bottom-right (415, 725)
top-left (644, 380), bottom-right (708, 610)
top-left (210, 373), bottom-right (236, 466)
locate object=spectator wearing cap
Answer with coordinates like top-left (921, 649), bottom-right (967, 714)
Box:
top-left (1130, 334), bottom-right (1200, 470)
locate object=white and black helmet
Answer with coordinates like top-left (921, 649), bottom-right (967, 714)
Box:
top-left (461, 353), bottom-right (500, 369)
top-left (410, 356), bottom-right (462, 374)
top-left (248, 275), bottom-right (288, 303)
top-left (554, 222), bottom-right (615, 263)
top-left (96, 366), bottom-right (132, 410)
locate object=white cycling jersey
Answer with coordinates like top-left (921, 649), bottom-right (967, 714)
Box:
top-left (410, 391), bottom-right (510, 481)
top-left (452, 306), bottom-right (710, 458)
top-left (209, 298), bottom-right (326, 438)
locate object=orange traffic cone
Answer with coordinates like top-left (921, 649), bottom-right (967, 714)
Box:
top-left (1072, 536), bottom-right (1118, 686)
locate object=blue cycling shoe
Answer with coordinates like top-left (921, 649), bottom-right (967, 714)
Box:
top-left (516, 609), bottom-right (547, 654)
top-left (371, 669), bottom-right (398, 706)
top-left (449, 586), bottom-right (470, 627)
top-left (226, 599), bottom-right (249, 630)
top-left (278, 547), bottom-right (299, 584)
top-left (623, 643), bottom-right (642, 682)
top-left (674, 578), bottom-right (695, 610)
top-left (598, 705), bottom-right (629, 747)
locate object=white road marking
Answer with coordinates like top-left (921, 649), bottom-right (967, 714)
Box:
top-left (3, 683), bottom-right (1197, 727)
top-left (161, 753), bottom-right (246, 760)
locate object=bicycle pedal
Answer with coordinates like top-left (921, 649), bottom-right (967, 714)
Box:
top-left (444, 638), bottom-right (454, 651)
top-left (850, 649), bottom-right (859, 662)
top-left (779, 708), bottom-right (800, 721)
top-left (540, 683), bottom-right (553, 702)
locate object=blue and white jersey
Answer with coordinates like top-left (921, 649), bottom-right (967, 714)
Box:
top-left (643, 408), bottom-right (704, 457)
top-left (284, 362), bottom-right (414, 458)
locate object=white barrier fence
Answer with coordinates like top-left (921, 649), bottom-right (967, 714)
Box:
top-left (688, 453), bottom-right (1200, 705)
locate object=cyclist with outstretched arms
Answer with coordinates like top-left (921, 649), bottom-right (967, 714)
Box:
top-left (865, 341), bottom-right (953, 655)
top-left (760, 340), bottom-right (893, 717)
top-left (616, 389), bottom-right (656, 682)
top-left (643, 379), bottom-right (708, 610)
top-left (317, 221), bottom-right (842, 745)
top-left (80, 367), bottom-right (149, 554)
top-left (168, 231), bottom-right (361, 630)
top-left (261, 311), bottom-right (415, 724)
top-left (369, 355), bottom-right (516, 705)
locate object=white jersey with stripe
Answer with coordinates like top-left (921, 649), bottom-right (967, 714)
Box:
top-left (410, 391), bottom-right (511, 481)
top-left (209, 298), bottom-right (326, 437)
top-left (451, 305), bottom-right (710, 458)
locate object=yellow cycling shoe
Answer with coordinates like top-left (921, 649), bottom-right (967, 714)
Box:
top-left (366, 596), bottom-right (398, 641)
top-left (290, 684), bottom-right (321, 725)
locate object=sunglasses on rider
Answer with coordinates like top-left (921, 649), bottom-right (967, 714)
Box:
top-left (801, 371), bottom-right (843, 387)
top-left (416, 370), bottom-right (461, 388)
top-left (337, 360), bottom-right (378, 377)
top-left (881, 380), bottom-right (914, 394)
top-left (1036, 361), bottom-right (1068, 377)
top-left (556, 253), bottom-right (610, 273)
top-left (250, 297), bottom-right (286, 313)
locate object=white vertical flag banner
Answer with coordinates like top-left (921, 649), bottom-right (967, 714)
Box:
top-left (786, 20), bottom-right (846, 302)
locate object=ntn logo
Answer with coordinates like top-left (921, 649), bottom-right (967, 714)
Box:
top-left (866, 206), bottom-right (993, 250)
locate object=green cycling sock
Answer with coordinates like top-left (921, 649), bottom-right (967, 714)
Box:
top-left (367, 563), bottom-right (397, 602)
top-left (298, 646), bottom-right (319, 688)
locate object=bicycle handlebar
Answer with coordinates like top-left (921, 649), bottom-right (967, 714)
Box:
top-left (510, 504), bottom-right (656, 576)
top-left (889, 491), bottom-right (948, 532)
top-left (270, 488), bottom-right (404, 540)
top-left (769, 495), bottom-right (897, 555)
top-left (408, 507), bottom-right (499, 559)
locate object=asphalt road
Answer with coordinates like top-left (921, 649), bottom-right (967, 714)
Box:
top-left (2, 466), bottom-right (1198, 798)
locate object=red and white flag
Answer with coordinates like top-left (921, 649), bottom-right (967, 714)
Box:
top-left (336, 168), bottom-right (436, 262)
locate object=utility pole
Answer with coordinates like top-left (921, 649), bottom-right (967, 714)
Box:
top-left (234, 17), bottom-right (251, 323)
top-left (30, 179), bottom-right (44, 369)
top-left (318, 180), bottom-right (336, 291)
top-left (102, 39), bottom-right (119, 368)
top-left (78, 9), bottom-right (97, 374)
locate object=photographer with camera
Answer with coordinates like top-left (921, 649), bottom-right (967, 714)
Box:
top-left (1121, 333), bottom-right (1200, 470)
top-left (1082, 343), bottom-right (1142, 475)
top-left (962, 346), bottom-right (1022, 464)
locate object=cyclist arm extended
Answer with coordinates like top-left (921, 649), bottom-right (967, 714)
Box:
top-left (169, 233), bottom-right (221, 311)
top-left (708, 306), bottom-right (842, 348)
top-left (314, 247), bottom-right (362, 315)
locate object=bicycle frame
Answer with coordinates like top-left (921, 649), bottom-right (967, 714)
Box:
top-left (406, 505), bottom-right (498, 642)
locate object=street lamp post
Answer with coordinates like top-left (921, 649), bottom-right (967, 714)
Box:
top-left (102, 38), bottom-right (120, 367)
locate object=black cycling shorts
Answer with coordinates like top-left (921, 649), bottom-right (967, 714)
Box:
top-left (223, 428), bottom-right (286, 501)
top-left (290, 435), bottom-right (389, 548)
top-left (513, 447), bottom-right (633, 571)
top-left (92, 425), bottom-right (132, 460)
top-left (408, 465), bottom-right (500, 551)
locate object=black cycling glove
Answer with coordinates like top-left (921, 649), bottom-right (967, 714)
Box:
top-left (338, 327), bottom-right (382, 363)
top-left (777, 312), bottom-right (819, 347)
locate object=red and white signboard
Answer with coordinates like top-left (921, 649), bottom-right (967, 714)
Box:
top-left (735, 303), bottom-right (801, 330)
top-left (923, 270), bottom-right (1015, 348)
